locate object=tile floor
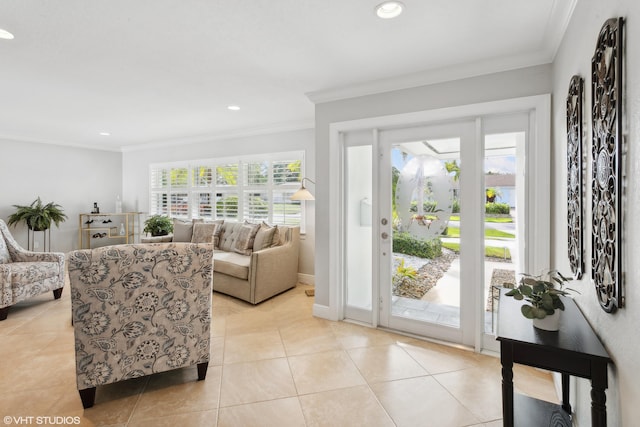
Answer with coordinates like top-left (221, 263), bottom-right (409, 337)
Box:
top-left (0, 282), bottom-right (560, 426)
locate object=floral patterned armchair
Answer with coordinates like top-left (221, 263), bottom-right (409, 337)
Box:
top-left (0, 219), bottom-right (65, 321)
top-left (67, 243), bottom-right (213, 408)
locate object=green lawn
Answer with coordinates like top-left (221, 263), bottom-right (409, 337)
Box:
top-left (449, 215), bottom-right (513, 223)
top-left (442, 242), bottom-right (512, 259)
top-left (445, 226), bottom-right (515, 239)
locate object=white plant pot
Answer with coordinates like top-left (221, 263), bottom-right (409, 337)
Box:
top-left (532, 310), bottom-right (560, 331)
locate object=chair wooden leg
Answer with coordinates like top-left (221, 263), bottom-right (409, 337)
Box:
top-left (79, 387), bottom-right (96, 409)
top-left (197, 362), bottom-right (209, 380)
top-left (53, 288), bottom-right (63, 299)
top-left (0, 306), bottom-right (9, 321)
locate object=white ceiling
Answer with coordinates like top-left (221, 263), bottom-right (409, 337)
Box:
top-left (0, 0), bottom-right (576, 151)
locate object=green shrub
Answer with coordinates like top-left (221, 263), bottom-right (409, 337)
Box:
top-left (409, 200), bottom-right (438, 213)
top-left (392, 232), bottom-right (442, 259)
top-left (452, 199), bottom-right (460, 213)
top-left (485, 202), bottom-right (510, 215)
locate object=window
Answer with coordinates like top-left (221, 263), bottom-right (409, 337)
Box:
top-left (149, 152), bottom-right (305, 228)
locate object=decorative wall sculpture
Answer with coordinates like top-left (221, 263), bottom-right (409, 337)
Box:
top-left (591, 17), bottom-right (624, 312)
top-left (567, 75), bottom-right (584, 279)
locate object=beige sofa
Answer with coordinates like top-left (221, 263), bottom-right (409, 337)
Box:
top-left (143, 219), bottom-right (300, 304)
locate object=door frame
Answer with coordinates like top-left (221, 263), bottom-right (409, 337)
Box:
top-left (324, 94), bottom-right (550, 351)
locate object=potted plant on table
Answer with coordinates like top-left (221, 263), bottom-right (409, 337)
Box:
top-left (504, 270), bottom-right (578, 331)
top-left (143, 215), bottom-right (173, 236)
top-left (7, 197), bottom-right (67, 231)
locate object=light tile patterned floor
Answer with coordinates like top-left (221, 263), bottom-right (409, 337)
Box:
top-left (0, 281), bottom-right (559, 426)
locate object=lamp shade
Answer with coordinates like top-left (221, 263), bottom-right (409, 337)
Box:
top-left (291, 178), bottom-right (315, 201)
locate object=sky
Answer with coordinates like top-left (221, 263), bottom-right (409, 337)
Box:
top-left (392, 149), bottom-right (516, 175)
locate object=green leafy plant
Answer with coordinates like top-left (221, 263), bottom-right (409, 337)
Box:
top-left (395, 259), bottom-right (418, 280)
top-left (143, 215), bottom-right (173, 236)
top-left (485, 187), bottom-right (502, 203)
top-left (485, 202), bottom-right (511, 215)
top-left (392, 232), bottom-right (442, 259)
top-left (505, 270), bottom-right (578, 319)
top-left (7, 197), bottom-right (67, 231)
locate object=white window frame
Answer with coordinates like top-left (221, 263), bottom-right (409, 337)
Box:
top-left (149, 151), bottom-right (306, 230)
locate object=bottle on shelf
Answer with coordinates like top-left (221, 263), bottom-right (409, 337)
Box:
top-left (120, 223), bottom-right (125, 236)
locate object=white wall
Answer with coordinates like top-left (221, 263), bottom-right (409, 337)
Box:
top-left (0, 140), bottom-right (122, 252)
top-left (313, 64), bottom-right (552, 308)
top-left (122, 128), bottom-right (315, 277)
top-left (551, 1), bottom-right (640, 425)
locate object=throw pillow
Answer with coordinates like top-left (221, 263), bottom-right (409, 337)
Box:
top-left (253, 223), bottom-right (277, 251)
top-left (172, 218), bottom-right (202, 242)
top-left (212, 223), bottom-right (224, 248)
top-left (233, 223), bottom-right (261, 256)
top-left (269, 222), bottom-right (281, 247)
top-left (191, 222), bottom-right (218, 243)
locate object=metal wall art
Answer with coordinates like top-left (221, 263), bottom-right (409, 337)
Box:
top-left (591, 17), bottom-right (624, 312)
top-left (567, 75), bottom-right (584, 279)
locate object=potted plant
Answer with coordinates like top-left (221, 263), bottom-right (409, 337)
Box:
top-left (143, 215), bottom-right (173, 236)
top-left (7, 197), bottom-right (67, 231)
top-left (504, 270), bottom-right (578, 331)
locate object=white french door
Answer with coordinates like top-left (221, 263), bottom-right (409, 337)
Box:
top-left (377, 120), bottom-right (479, 345)
top-left (337, 96), bottom-right (550, 352)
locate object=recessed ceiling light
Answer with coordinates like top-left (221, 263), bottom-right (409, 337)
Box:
top-left (0, 28), bottom-right (14, 40)
top-left (375, 1), bottom-right (404, 19)
top-left (227, 105), bottom-right (241, 111)
top-left (99, 132), bottom-right (111, 136)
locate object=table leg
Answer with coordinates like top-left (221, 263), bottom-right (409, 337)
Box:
top-left (562, 373), bottom-right (572, 414)
top-left (591, 361), bottom-right (608, 427)
top-left (501, 343), bottom-right (514, 427)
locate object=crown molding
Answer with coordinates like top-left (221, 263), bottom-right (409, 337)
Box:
top-left (121, 119), bottom-right (315, 152)
top-left (0, 134), bottom-right (120, 152)
top-left (306, 50), bottom-right (553, 105)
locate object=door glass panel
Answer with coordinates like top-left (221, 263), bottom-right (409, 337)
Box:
top-left (391, 139), bottom-right (460, 328)
top-left (346, 145), bottom-right (373, 316)
top-left (484, 132), bottom-right (524, 334)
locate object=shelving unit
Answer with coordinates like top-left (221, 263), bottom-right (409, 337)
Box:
top-left (78, 212), bottom-right (142, 249)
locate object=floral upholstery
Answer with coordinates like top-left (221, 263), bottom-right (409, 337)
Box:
top-left (0, 219), bottom-right (65, 320)
top-left (67, 242), bottom-right (213, 408)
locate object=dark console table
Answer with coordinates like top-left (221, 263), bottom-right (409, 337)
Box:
top-left (496, 289), bottom-right (612, 427)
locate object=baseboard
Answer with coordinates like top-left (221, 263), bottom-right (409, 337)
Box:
top-left (298, 273), bottom-right (315, 285)
top-left (312, 303), bottom-right (339, 321)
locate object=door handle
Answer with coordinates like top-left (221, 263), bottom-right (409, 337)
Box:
top-left (381, 232), bottom-right (389, 239)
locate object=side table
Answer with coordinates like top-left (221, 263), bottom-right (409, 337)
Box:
top-left (496, 289), bottom-right (612, 427)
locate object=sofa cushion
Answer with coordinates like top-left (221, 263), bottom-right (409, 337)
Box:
top-left (0, 237), bottom-right (10, 264)
top-left (218, 222), bottom-right (244, 252)
top-left (173, 218), bottom-right (202, 242)
top-left (213, 250), bottom-right (250, 280)
top-left (233, 223), bottom-right (260, 256)
top-left (212, 223), bottom-right (224, 248)
top-left (253, 223), bottom-right (278, 251)
top-left (191, 222), bottom-right (217, 243)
